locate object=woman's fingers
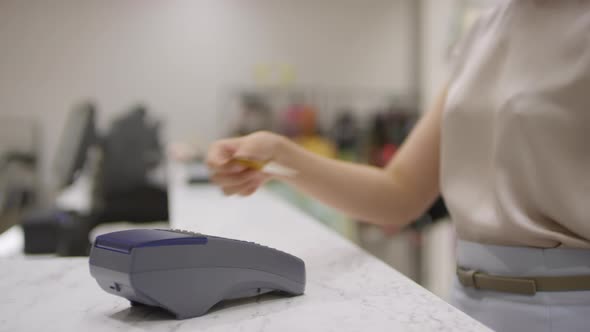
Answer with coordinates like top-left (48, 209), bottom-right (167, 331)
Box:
top-left (237, 175), bottom-right (270, 196)
top-left (237, 185), bottom-right (258, 197)
top-left (211, 160), bottom-right (247, 175)
top-left (219, 174), bottom-right (268, 196)
top-left (221, 181), bottom-right (256, 196)
top-left (210, 169), bottom-right (258, 187)
top-left (206, 138), bottom-right (241, 169)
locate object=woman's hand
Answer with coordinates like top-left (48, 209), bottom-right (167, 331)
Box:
top-left (206, 131), bottom-right (288, 196)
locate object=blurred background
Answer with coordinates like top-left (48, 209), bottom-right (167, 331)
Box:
top-left (0, 0), bottom-right (492, 300)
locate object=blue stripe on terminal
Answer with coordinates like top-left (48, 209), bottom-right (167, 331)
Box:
top-left (95, 229), bottom-right (208, 254)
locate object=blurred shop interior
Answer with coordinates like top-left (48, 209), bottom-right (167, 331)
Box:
top-left (0, 0), bottom-right (492, 300)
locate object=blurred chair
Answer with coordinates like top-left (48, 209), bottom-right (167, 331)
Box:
top-left (94, 105), bottom-right (168, 224)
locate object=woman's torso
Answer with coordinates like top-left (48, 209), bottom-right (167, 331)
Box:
top-left (441, 0), bottom-right (590, 248)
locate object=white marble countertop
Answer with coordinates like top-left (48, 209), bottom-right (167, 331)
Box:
top-left (0, 164), bottom-right (490, 331)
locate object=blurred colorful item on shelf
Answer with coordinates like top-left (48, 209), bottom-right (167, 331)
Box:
top-left (280, 98), bottom-right (319, 137)
top-left (294, 135), bottom-right (337, 159)
top-left (331, 111), bottom-right (360, 161)
top-left (379, 143), bottom-right (398, 167)
top-left (232, 94), bottom-right (273, 136)
top-left (369, 109), bottom-right (417, 167)
top-left (253, 63), bottom-right (296, 86)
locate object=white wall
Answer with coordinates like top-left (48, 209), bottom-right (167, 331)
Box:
top-left (0, 0), bottom-right (415, 196)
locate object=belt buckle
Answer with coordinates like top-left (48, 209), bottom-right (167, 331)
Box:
top-left (457, 267), bottom-right (479, 288)
top-left (457, 266), bottom-right (538, 295)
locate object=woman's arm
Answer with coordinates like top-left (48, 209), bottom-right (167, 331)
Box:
top-left (207, 86), bottom-right (448, 227)
top-left (278, 86), bottom-right (446, 226)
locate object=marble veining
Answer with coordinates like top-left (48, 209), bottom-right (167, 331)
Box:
top-left (0, 165), bottom-right (491, 331)
top-left (0, 257), bottom-right (489, 332)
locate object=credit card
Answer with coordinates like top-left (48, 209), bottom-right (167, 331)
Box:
top-left (234, 158), bottom-right (298, 177)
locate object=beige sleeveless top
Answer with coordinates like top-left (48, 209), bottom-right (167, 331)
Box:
top-left (441, 0), bottom-right (590, 248)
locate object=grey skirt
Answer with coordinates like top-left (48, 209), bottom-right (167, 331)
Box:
top-left (452, 240), bottom-right (590, 332)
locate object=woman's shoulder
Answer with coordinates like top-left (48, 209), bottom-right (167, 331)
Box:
top-left (448, 3), bottom-right (508, 82)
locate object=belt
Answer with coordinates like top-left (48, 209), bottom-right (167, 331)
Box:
top-left (456, 266), bottom-right (590, 295)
